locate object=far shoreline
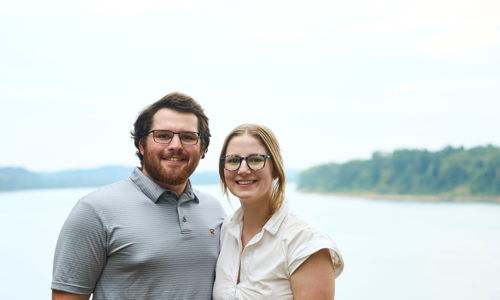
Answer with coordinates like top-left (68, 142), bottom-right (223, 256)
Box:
top-left (299, 190), bottom-right (500, 204)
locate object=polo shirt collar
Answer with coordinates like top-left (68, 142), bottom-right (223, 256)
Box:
top-left (178, 181), bottom-right (197, 204)
top-left (129, 167), bottom-right (197, 204)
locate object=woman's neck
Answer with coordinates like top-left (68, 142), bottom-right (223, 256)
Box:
top-left (240, 199), bottom-right (272, 247)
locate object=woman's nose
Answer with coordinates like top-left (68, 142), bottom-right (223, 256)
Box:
top-left (237, 159), bottom-right (252, 174)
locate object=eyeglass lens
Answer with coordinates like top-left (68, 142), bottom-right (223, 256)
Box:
top-left (223, 154), bottom-right (268, 171)
top-left (153, 130), bottom-right (199, 145)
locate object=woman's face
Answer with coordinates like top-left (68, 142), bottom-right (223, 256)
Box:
top-left (223, 134), bottom-right (274, 205)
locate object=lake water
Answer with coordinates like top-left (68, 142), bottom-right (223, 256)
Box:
top-left (1, 184), bottom-right (499, 300)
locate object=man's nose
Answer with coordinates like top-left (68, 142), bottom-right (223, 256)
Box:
top-left (167, 134), bottom-right (183, 149)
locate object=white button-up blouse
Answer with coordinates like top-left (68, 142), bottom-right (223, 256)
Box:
top-left (213, 203), bottom-right (344, 300)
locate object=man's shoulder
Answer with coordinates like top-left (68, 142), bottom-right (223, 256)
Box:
top-left (192, 187), bottom-right (218, 203)
top-left (192, 187), bottom-right (225, 213)
top-left (80, 178), bottom-right (139, 206)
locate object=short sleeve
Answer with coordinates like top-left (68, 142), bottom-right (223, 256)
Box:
top-left (51, 199), bottom-right (108, 295)
top-left (286, 220), bottom-right (344, 279)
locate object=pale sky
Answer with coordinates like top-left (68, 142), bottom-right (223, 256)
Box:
top-left (1, 0), bottom-right (499, 172)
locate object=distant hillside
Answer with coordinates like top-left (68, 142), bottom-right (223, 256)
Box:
top-left (0, 166), bottom-right (134, 191)
top-left (0, 166), bottom-right (299, 192)
top-left (298, 145), bottom-right (500, 198)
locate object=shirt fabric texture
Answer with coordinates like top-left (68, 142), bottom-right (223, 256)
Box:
top-left (52, 167), bottom-right (225, 300)
top-left (213, 203), bottom-right (344, 300)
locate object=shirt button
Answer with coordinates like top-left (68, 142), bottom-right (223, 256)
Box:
top-left (182, 216), bottom-right (187, 222)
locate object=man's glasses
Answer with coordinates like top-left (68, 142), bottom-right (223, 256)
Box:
top-left (220, 154), bottom-right (272, 171)
top-left (145, 130), bottom-right (200, 145)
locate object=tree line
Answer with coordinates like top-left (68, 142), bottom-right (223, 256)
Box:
top-left (297, 145), bottom-right (500, 196)
top-left (0, 166), bottom-right (134, 191)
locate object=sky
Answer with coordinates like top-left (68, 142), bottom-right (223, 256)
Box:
top-left (1, 0), bottom-right (499, 172)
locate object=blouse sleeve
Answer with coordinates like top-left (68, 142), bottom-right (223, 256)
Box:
top-left (285, 218), bottom-right (344, 279)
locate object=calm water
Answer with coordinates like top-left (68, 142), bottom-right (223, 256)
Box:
top-left (1, 184), bottom-right (499, 300)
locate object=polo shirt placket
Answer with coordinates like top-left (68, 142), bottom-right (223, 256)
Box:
top-left (176, 192), bottom-right (198, 234)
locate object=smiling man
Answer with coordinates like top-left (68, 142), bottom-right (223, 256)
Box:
top-left (52, 92), bottom-right (225, 300)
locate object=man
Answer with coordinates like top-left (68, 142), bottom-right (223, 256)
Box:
top-left (52, 92), bottom-right (225, 299)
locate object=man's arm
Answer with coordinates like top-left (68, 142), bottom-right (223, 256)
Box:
top-left (290, 248), bottom-right (335, 300)
top-left (52, 200), bottom-right (107, 296)
top-left (52, 290), bottom-right (90, 300)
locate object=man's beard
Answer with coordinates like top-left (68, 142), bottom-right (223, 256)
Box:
top-left (142, 149), bottom-right (199, 187)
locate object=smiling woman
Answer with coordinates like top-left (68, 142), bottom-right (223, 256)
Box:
top-left (221, 134), bottom-right (276, 210)
top-left (213, 124), bottom-right (344, 300)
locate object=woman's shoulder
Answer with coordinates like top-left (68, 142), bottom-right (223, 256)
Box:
top-left (280, 209), bottom-right (344, 278)
top-left (281, 210), bottom-right (324, 238)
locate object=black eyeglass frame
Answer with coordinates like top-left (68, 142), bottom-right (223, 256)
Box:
top-left (145, 129), bottom-right (201, 145)
top-left (220, 154), bottom-right (272, 171)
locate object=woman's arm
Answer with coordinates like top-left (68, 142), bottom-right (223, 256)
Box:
top-left (290, 248), bottom-right (335, 300)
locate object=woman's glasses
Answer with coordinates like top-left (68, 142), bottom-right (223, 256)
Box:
top-left (220, 154), bottom-right (272, 171)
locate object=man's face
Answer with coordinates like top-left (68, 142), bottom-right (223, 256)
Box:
top-left (139, 108), bottom-right (203, 191)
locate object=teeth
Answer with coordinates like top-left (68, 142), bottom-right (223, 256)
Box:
top-left (167, 157), bottom-right (182, 161)
top-left (237, 180), bottom-right (254, 184)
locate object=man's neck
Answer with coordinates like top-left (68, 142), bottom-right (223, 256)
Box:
top-left (140, 168), bottom-right (187, 197)
top-left (158, 181), bottom-right (187, 197)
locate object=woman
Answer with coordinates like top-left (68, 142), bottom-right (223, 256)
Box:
top-left (213, 124), bottom-right (344, 299)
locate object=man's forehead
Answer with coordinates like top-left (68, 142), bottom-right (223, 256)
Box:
top-left (151, 108), bottom-right (198, 129)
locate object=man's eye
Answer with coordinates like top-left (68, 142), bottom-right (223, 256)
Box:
top-left (156, 131), bottom-right (173, 139)
top-left (180, 135), bottom-right (196, 141)
top-left (157, 134), bottom-right (172, 139)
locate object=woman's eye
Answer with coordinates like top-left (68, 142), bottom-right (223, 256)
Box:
top-left (249, 157), bottom-right (263, 163)
top-left (229, 158), bottom-right (240, 164)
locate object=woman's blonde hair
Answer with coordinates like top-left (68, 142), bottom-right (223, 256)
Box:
top-left (219, 124), bottom-right (286, 215)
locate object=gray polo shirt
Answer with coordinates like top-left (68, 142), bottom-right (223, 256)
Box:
top-left (52, 168), bottom-right (225, 299)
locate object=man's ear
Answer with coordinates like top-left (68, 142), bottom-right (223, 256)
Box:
top-left (139, 139), bottom-right (145, 156)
